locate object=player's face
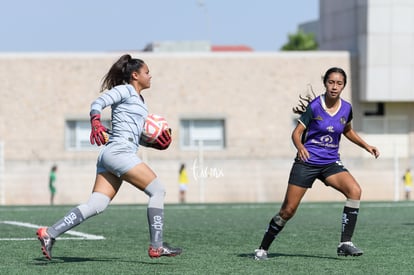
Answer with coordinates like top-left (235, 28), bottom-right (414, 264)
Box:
top-left (324, 72), bottom-right (345, 99)
top-left (134, 64), bottom-right (152, 90)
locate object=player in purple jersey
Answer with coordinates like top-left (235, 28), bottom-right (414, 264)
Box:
top-left (36, 54), bottom-right (182, 260)
top-left (255, 67), bottom-right (380, 260)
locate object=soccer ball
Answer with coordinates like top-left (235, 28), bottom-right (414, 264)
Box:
top-left (142, 114), bottom-right (169, 143)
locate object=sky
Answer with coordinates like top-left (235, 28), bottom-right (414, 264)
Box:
top-left (0, 0), bottom-right (319, 52)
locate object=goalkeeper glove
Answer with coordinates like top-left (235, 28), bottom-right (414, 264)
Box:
top-left (152, 128), bottom-right (172, 150)
top-left (90, 114), bottom-right (108, 146)
top-left (140, 128), bottom-right (172, 150)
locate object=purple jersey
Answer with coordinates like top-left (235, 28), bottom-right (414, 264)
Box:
top-left (298, 95), bottom-right (353, 165)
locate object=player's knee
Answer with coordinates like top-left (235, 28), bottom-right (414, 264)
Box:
top-left (347, 184), bottom-right (362, 200)
top-left (79, 192), bottom-right (111, 218)
top-left (279, 207), bottom-right (296, 220)
top-left (144, 178), bottom-right (166, 198)
top-left (145, 178), bottom-right (165, 209)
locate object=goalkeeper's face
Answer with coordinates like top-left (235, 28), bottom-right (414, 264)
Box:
top-left (133, 63), bottom-right (152, 91)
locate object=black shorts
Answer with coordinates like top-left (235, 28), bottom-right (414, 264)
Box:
top-left (288, 160), bottom-right (349, 188)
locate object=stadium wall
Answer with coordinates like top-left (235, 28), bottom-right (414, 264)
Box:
top-left (0, 52), bottom-right (412, 205)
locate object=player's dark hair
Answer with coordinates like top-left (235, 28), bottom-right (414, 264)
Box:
top-left (293, 67), bottom-right (347, 115)
top-left (323, 67), bottom-right (347, 87)
top-left (100, 54), bottom-right (145, 92)
top-left (292, 85), bottom-right (316, 115)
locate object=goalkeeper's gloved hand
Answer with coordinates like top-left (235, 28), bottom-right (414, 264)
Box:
top-left (90, 114), bottom-right (108, 146)
top-left (151, 128), bottom-right (172, 150)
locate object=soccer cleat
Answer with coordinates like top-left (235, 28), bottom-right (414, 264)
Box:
top-left (148, 243), bottom-right (182, 258)
top-left (254, 248), bottom-right (268, 260)
top-left (337, 241), bottom-right (363, 257)
top-left (36, 227), bottom-right (55, 260)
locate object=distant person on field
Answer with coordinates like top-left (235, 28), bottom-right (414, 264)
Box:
top-left (403, 168), bottom-right (412, 200)
top-left (254, 67), bottom-right (380, 260)
top-left (49, 165), bottom-right (58, 205)
top-left (178, 163), bottom-right (189, 203)
top-left (36, 54), bottom-right (182, 260)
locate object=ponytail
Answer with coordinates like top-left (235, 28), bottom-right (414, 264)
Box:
top-left (292, 85), bottom-right (316, 115)
top-left (100, 54), bottom-right (145, 92)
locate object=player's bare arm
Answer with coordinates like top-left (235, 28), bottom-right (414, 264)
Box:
top-left (291, 122), bottom-right (309, 161)
top-left (343, 123), bottom-right (380, 158)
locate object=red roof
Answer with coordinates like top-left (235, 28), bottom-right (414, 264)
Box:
top-left (211, 45), bottom-right (253, 52)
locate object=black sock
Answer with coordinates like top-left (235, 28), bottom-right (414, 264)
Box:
top-left (340, 206), bottom-right (359, 242)
top-left (259, 216), bottom-right (285, 250)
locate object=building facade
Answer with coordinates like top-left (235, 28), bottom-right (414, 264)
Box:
top-left (0, 51), bottom-right (410, 205)
top-left (317, 0), bottom-right (414, 160)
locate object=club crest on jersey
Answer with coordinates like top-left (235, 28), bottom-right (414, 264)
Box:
top-left (340, 116), bottom-right (347, 125)
top-left (313, 115), bottom-right (323, 121)
top-left (320, 135), bottom-right (333, 143)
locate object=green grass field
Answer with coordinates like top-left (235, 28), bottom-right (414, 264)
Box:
top-left (1, 201), bottom-right (414, 275)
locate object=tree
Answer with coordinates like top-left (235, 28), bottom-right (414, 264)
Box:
top-left (281, 29), bottom-right (318, 51)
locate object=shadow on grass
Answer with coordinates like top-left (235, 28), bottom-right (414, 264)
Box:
top-left (238, 252), bottom-right (341, 260)
top-left (33, 256), bottom-right (170, 265)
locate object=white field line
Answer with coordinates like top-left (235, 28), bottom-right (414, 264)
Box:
top-left (0, 220), bottom-right (105, 241)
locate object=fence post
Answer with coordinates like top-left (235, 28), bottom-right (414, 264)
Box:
top-left (394, 143), bottom-right (400, 202)
top-left (198, 140), bottom-right (205, 203)
top-left (0, 141), bottom-right (4, 205)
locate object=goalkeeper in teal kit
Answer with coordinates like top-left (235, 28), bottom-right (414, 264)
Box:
top-left (36, 54), bottom-right (182, 260)
top-left (254, 67), bottom-right (380, 260)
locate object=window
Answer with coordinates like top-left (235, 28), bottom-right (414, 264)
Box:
top-left (65, 119), bottom-right (111, 150)
top-left (180, 118), bottom-right (225, 150)
top-left (362, 116), bottom-right (407, 134)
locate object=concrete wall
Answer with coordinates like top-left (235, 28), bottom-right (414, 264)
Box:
top-left (0, 52), bottom-right (410, 205)
top-left (319, 0), bottom-right (414, 102)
